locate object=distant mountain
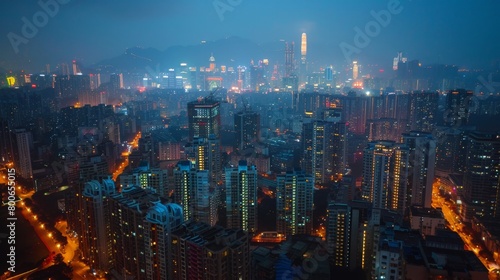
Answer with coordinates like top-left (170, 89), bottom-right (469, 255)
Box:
top-left (90, 36), bottom-right (286, 74)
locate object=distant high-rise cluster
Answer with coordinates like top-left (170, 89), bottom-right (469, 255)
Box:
top-left (3, 30), bottom-right (500, 280)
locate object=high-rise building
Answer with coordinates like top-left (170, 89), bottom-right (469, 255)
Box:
top-left (300, 33), bottom-right (308, 86)
top-left (409, 91), bottom-right (439, 132)
top-left (12, 128), bottom-right (33, 179)
top-left (434, 126), bottom-right (470, 174)
top-left (225, 160), bottom-right (258, 234)
top-left (173, 161), bottom-right (218, 226)
top-left (187, 96), bottom-right (221, 141)
top-left (362, 141), bottom-right (409, 216)
top-left (353, 61), bottom-right (359, 80)
top-left (276, 170), bottom-right (314, 237)
top-left (72, 60), bottom-right (80, 75)
top-left (302, 109), bottom-right (347, 184)
top-left (444, 89), bottom-right (473, 127)
top-left (0, 118), bottom-right (13, 163)
top-left (143, 200), bottom-right (184, 279)
top-left (192, 137), bottom-right (222, 188)
top-left (81, 178), bottom-right (116, 272)
top-left (326, 200), bottom-right (372, 270)
top-left (392, 52), bottom-right (407, 71)
top-left (402, 131), bottom-right (436, 208)
top-left (283, 41), bottom-right (298, 91)
top-left (110, 73), bottom-right (124, 90)
top-left (119, 167), bottom-right (169, 198)
top-left (234, 110), bottom-right (260, 152)
top-left (285, 41), bottom-right (295, 78)
top-left (462, 132), bottom-right (500, 220)
top-left (170, 222), bottom-right (250, 280)
top-left (109, 186), bottom-right (183, 280)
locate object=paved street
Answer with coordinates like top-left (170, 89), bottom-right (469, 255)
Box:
top-left (11, 191), bottom-right (96, 280)
top-left (433, 180), bottom-right (500, 280)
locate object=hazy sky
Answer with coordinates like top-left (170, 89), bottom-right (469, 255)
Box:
top-left (1, 0), bottom-right (499, 72)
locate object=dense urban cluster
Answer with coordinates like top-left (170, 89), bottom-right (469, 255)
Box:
top-left (1, 34), bottom-right (500, 280)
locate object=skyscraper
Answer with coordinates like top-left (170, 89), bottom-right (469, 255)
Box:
top-left (12, 128), bottom-right (32, 179)
top-left (302, 109), bottom-right (347, 184)
top-left (118, 167), bottom-right (169, 198)
top-left (225, 160), bottom-right (258, 234)
top-left (187, 96), bottom-right (221, 141)
top-left (109, 186), bottom-right (183, 280)
top-left (402, 131), bottom-right (436, 208)
top-left (326, 200), bottom-right (372, 270)
top-left (283, 41), bottom-right (298, 91)
top-left (462, 132), bottom-right (500, 220)
top-left (110, 73), bottom-right (124, 90)
top-left (81, 179), bottom-right (116, 272)
top-left (362, 141), bottom-right (409, 216)
top-left (173, 161), bottom-right (218, 226)
top-left (285, 41), bottom-right (295, 78)
top-left (276, 170), bottom-right (314, 237)
top-left (409, 91), bottom-right (439, 132)
top-left (300, 33), bottom-right (308, 86)
top-left (234, 110), bottom-right (260, 152)
top-left (353, 61), bottom-right (359, 80)
top-left (192, 136), bottom-right (222, 188)
top-left (444, 89), bottom-right (473, 127)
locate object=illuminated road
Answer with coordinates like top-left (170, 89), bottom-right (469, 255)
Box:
top-left (112, 132), bottom-right (141, 181)
top-left (432, 181), bottom-right (500, 279)
top-left (16, 192), bottom-right (94, 280)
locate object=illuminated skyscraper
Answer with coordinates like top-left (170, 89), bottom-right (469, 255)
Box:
top-left (187, 96), bottom-right (221, 141)
top-left (402, 131), bottom-right (436, 208)
top-left (300, 33), bottom-right (307, 86)
top-left (81, 179), bottom-right (116, 272)
top-left (462, 132), bottom-right (500, 220)
top-left (225, 160), bottom-right (258, 234)
top-left (192, 136), bottom-right (221, 188)
top-left (302, 109), bottom-right (347, 184)
top-left (392, 52), bottom-right (407, 71)
top-left (209, 53), bottom-right (216, 72)
top-left (110, 186), bottom-right (183, 280)
top-left (409, 91), bottom-right (439, 132)
top-left (353, 61), bottom-right (359, 80)
top-left (276, 170), bottom-right (314, 237)
top-left (326, 200), bottom-right (372, 270)
top-left (72, 60), bottom-right (79, 75)
top-left (118, 167), bottom-right (169, 198)
top-left (362, 141), bottom-right (409, 216)
top-left (173, 161), bottom-right (218, 226)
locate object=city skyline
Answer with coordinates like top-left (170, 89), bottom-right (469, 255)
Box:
top-left (2, 2), bottom-right (500, 280)
top-left (1, 1), bottom-right (500, 72)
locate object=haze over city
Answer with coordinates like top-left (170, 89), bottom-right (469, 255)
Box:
top-left (1, 1), bottom-right (500, 280)
top-left (1, 0), bottom-right (500, 72)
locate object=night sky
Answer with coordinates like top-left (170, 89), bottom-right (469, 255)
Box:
top-left (1, 0), bottom-right (499, 72)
